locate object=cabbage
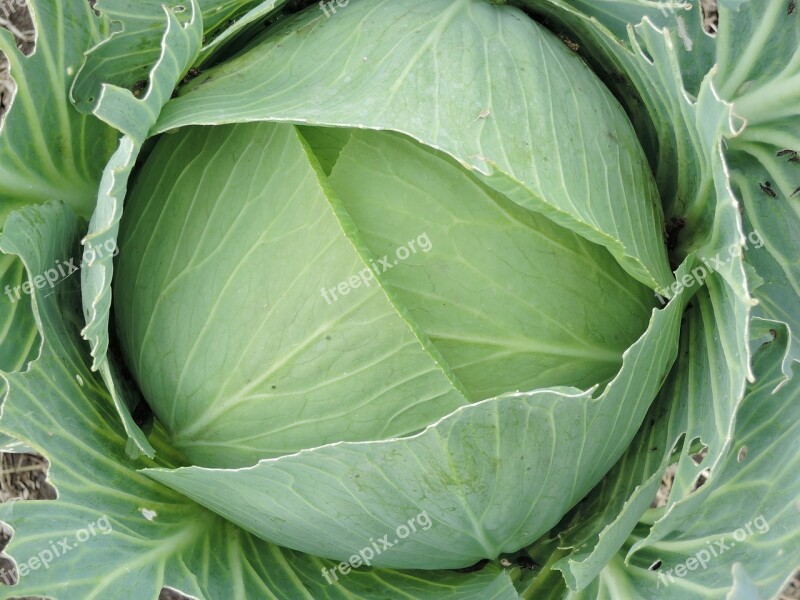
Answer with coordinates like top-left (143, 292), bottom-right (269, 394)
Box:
top-left (0, 0), bottom-right (797, 597)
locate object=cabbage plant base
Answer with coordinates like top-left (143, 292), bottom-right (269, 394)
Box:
top-left (0, 0), bottom-right (798, 598)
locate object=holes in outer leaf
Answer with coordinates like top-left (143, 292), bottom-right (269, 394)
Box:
top-left (0, 453), bottom-right (56, 502)
top-left (0, 452), bottom-right (56, 591)
top-left (691, 445), bottom-right (709, 465)
top-left (690, 467), bottom-right (711, 492)
top-left (132, 79), bottom-right (149, 98)
top-left (690, 444), bottom-right (711, 491)
top-left (653, 441), bottom-right (711, 505)
top-left (650, 436), bottom-right (686, 507)
top-left (737, 445), bottom-right (749, 463)
top-left (0, 52), bottom-right (11, 122)
top-left (701, 0), bottom-right (718, 36)
top-left (649, 559), bottom-right (662, 571)
top-left (0, 0), bottom-right (35, 55)
top-left (652, 463), bottom-right (678, 508)
top-left (0, 522), bottom-right (15, 581)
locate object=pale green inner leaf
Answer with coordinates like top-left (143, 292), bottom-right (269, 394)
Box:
top-left (326, 129), bottom-right (655, 399)
top-left (114, 122), bottom-right (469, 467)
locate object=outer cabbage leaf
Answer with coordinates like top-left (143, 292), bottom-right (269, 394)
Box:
top-left (511, 1), bottom-right (796, 595)
top-left (717, 0), bottom-right (800, 370)
top-left (631, 0), bottom-right (794, 550)
top-left (0, 0), bottom-right (116, 222)
top-left (70, 0), bottom-right (284, 114)
top-left (144, 252), bottom-right (693, 569)
top-left (540, 0), bottom-right (717, 95)
top-left (0, 432), bottom-right (34, 454)
top-left (516, 322), bottom-right (799, 599)
top-left (78, 0), bottom-right (204, 459)
top-left (77, 0), bottom-right (291, 458)
top-left (520, 0), bottom-right (725, 252)
top-left (153, 0), bottom-right (673, 291)
top-left (0, 201), bottom-right (521, 600)
top-left (0, 0), bottom-right (115, 407)
top-left (564, 322), bottom-right (799, 600)
top-left (547, 285), bottom-right (747, 592)
top-left (731, 150), bottom-right (800, 370)
top-left (517, 4), bottom-right (755, 416)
